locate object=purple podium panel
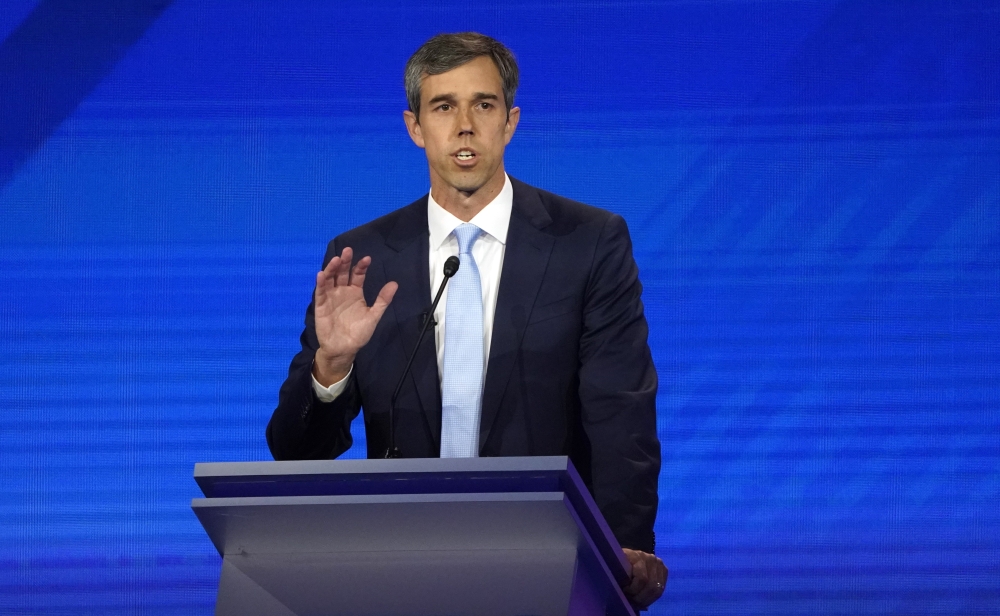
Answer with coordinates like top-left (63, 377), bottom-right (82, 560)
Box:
top-left (192, 456), bottom-right (636, 616)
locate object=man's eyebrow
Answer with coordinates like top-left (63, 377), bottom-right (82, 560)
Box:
top-left (426, 92), bottom-right (499, 106)
top-left (427, 93), bottom-right (456, 105)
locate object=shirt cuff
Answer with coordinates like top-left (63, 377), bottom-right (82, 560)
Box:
top-left (311, 364), bottom-right (353, 403)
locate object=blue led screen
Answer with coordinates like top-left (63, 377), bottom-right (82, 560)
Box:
top-left (1, 1), bottom-right (998, 614)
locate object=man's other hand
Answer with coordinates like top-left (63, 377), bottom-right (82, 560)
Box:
top-left (313, 247), bottom-right (397, 386)
top-left (622, 548), bottom-right (667, 610)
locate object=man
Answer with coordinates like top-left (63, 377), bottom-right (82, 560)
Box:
top-left (267, 32), bottom-right (666, 609)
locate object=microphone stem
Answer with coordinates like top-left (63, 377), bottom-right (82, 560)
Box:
top-left (386, 274), bottom-right (451, 458)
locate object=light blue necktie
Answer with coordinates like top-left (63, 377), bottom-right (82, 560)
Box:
top-left (440, 223), bottom-right (484, 458)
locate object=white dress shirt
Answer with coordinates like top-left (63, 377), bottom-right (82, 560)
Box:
top-left (313, 174), bottom-right (513, 401)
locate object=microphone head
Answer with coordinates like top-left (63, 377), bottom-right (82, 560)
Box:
top-left (443, 256), bottom-right (460, 277)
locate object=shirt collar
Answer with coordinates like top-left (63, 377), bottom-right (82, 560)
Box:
top-left (427, 174), bottom-right (513, 250)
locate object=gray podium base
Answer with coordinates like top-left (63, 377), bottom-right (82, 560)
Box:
top-left (194, 492), bottom-right (631, 616)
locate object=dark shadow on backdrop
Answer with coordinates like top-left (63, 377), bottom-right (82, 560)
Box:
top-left (0, 0), bottom-right (173, 187)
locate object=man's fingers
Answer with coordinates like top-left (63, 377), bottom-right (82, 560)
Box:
top-left (654, 565), bottom-right (667, 600)
top-left (625, 553), bottom-right (648, 597)
top-left (621, 549), bottom-right (666, 609)
top-left (321, 253), bottom-right (341, 275)
top-left (633, 558), bottom-right (666, 608)
top-left (369, 282), bottom-right (398, 321)
top-left (335, 247), bottom-right (353, 286)
top-left (351, 256), bottom-right (372, 288)
top-left (634, 579), bottom-right (660, 608)
top-left (315, 269), bottom-right (331, 307)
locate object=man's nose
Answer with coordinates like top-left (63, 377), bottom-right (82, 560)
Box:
top-left (457, 106), bottom-right (474, 135)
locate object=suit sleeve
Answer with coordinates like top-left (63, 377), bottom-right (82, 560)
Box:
top-left (578, 213), bottom-right (661, 553)
top-left (266, 238), bottom-right (362, 460)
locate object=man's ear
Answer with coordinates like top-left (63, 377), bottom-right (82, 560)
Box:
top-left (403, 110), bottom-right (425, 148)
top-left (503, 106), bottom-right (521, 145)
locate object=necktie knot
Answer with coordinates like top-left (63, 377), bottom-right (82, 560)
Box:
top-left (453, 223), bottom-right (482, 255)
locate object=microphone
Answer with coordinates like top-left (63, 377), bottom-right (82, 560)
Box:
top-left (385, 256), bottom-right (460, 458)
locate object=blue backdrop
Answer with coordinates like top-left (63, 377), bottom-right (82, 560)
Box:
top-left (1, 1), bottom-right (998, 614)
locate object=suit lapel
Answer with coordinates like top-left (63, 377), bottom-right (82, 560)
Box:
top-left (382, 198), bottom-right (442, 446)
top-left (479, 180), bottom-right (554, 451)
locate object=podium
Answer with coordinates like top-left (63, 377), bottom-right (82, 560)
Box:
top-left (192, 456), bottom-right (637, 616)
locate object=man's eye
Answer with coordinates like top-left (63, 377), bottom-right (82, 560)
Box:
top-left (437, 104), bottom-right (451, 111)
top-left (478, 102), bottom-right (493, 110)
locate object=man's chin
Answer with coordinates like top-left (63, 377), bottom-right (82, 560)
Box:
top-left (454, 184), bottom-right (486, 197)
top-left (433, 164), bottom-right (501, 197)
top-left (447, 175), bottom-right (488, 196)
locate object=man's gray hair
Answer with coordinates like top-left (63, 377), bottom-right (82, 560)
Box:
top-left (404, 32), bottom-right (519, 119)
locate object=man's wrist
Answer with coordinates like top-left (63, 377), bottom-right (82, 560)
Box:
top-left (312, 350), bottom-right (354, 387)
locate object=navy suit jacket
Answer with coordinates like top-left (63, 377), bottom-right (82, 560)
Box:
top-left (267, 178), bottom-right (660, 551)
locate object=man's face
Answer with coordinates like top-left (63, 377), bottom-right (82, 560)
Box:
top-left (404, 56), bottom-right (520, 199)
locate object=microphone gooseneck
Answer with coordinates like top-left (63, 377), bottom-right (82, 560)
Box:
top-left (385, 256), bottom-right (460, 458)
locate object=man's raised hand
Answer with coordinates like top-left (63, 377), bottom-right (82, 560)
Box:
top-left (312, 247), bottom-right (397, 386)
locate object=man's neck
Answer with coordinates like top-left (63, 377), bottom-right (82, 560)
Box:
top-left (429, 167), bottom-right (507, 222)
